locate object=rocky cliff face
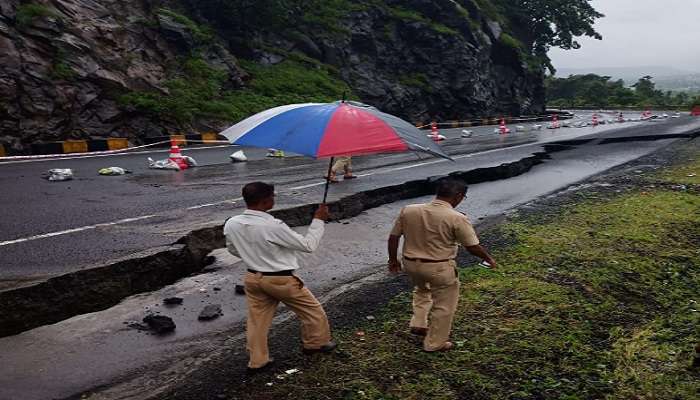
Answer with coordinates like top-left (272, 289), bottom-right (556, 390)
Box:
top-left (0, 0), bottom-right (544, 153)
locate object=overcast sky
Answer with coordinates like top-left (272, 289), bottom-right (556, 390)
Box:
top-left (548, 0), bottom-right (700, 73)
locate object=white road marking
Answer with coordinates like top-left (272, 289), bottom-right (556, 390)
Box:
top-left (289, 182), bottom-right (328, 190)
top-left (0, 141), bottom-right (542, 247)
top-left (0, 215), bottom-right (156, 247)
top-left (186, 197), bottom-right (243, 210)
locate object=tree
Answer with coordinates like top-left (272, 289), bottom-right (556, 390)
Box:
top-left (495, 0), bottom-right (603, 72)
top-left (632, 76), bottom-right (657, 99)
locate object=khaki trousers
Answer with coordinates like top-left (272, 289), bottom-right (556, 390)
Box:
top-left (403, 259), bottom-right (460, 351)
top-left (331, 156), bottom-right (352, 175)
top-left (244, 272), bottom-right (331, 368)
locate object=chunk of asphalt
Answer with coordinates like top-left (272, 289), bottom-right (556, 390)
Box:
top-left (163, 297), bottom-right (184, 305)
top-left (198, 304), bottom-right (223, 321)
top-left (143, 315), bottom-right (176, 334)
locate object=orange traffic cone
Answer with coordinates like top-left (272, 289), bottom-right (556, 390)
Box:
top-left (429, 121), bottom-right (441, 141)
top-left (169, 139), bottom-right (189, 170)
top-left (499, 118), bottom-right (510, 134)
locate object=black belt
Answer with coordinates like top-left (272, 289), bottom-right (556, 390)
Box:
top-left (247, 269), bottom-right (294, 276)
top-left (403, 257), bottom-right (452, 263)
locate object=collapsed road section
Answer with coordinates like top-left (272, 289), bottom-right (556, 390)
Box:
top-left (0, 131), bottom-right (698, 338)
top-left (0, 151), bottom-right (550, 337)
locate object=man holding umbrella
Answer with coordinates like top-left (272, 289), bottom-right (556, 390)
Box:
top-left (387, 178), bottom-right (496, 352)
top-left (225, 182), bottom-right (336, 372)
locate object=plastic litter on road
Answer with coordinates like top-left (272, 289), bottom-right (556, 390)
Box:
top-left (98, 167), bottom-right (130, 176)
top-left (230, 150), bottom-right (248, 162)
top-left (148, 157), bottom-right (182, 171)
top-left (45, 168), bottom-right (74, 181)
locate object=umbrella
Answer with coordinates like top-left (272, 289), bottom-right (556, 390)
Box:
top-left (219, 100), bottom-right (452, 202)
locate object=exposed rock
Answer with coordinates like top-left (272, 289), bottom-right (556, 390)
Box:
top-left (157, 13), bottom-right (195, 51)
top-left (0, 0), bottom-right (245, 153)
top-left (198, 304), bottom-right (223, 320)
top-left (1, 0), bottom-right (544, 154)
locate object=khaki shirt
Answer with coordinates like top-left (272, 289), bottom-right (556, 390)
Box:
top-left (390, 199), bottom-right (479, 260)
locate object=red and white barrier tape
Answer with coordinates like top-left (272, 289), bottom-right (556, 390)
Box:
top-left (0, 139), bottom-right (231, 161)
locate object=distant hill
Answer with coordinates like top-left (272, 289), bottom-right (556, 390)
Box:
top-left (554, 66), bottom-right (700, 92)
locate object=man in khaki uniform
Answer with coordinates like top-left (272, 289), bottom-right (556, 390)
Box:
top-left (224, 182), bottom-right (336, 372)
top-left (388, 178), bottom-right (496, 352)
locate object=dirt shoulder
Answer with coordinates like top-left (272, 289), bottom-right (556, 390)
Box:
top-left (84, 137), bottom-right (699, 400)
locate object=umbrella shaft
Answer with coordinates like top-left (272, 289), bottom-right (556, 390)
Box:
top-left (322, 157), bottom-right (334, 203)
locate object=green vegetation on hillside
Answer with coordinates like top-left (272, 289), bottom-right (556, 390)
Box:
top-left (232, 147), bottom-right (700, 399)
top-left (118, 0), bottom-right (609, 125)
top-left (15, 3), bottom-right (59, 27)
top-left (157, 8), bottom-right (214, 44)
top-left (386, 6), bottom-right (459, 36)
top-left (118, 56), bottom-right (352, 124)
top-left (547, 74), bottom-right (700, 108)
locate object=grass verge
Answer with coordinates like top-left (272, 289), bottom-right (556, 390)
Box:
top-left (235, 147), bottom-right (700, 400)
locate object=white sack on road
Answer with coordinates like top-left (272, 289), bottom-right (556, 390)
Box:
top-left (230, 150), bottom-right (247, 162)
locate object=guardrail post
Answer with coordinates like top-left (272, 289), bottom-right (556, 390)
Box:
top-left (107, 138), bottom-right (129, 150)
top-left (170, 135), bottom-right (187, 146)
top-left (62, 140), bottom-right (88, 154)
top-left (201, 133), bottom-right (218, 143)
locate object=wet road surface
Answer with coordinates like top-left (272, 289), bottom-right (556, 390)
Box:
top-left (0, 113), bottom-right (698, 286)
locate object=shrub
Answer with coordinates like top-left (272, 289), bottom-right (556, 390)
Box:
top-left (399, 73), bottom-right (431, 92)
top-left (499, 33), bottom-right (524, 50)
top-left (16, 3), bottom-right (58, 27)
top-left (118, 57), bottom-right (353, 124)
top-left (388, 6), bottom-right (459, 36)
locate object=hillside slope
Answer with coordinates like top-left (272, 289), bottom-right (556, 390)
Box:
top-left (0, 0), bottom-right (545, 153)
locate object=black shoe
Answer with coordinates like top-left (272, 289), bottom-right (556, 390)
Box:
top-left (302, 341), bottom-right (337, 355)
top-left (246, 358), bottom-right (275, 375)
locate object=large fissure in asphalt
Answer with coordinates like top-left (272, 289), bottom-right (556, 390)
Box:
top-left (0, 133), bottom-right (696, 337)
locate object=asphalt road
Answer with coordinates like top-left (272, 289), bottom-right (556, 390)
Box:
top-left (1, 114), bottom-right (698, 400)
top-left (0, 111), bottom-right (696, 286)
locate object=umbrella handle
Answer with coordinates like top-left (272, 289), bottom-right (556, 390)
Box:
top-left (322, 157), bottom-right (335, 204)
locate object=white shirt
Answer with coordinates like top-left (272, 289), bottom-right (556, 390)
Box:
top-left (224, 209), bottom-right (325, 272)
